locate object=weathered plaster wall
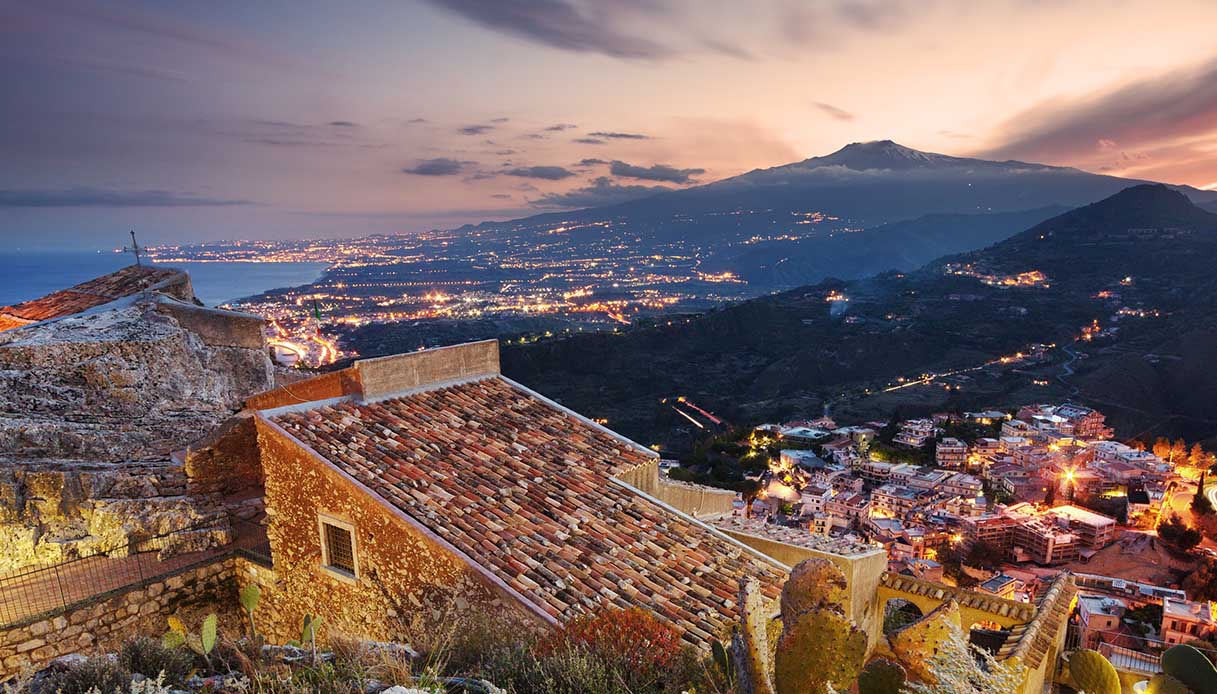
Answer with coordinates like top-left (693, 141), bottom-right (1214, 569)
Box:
top-left (155, 302), bottom-right (264, 350)
top-left (355, 340), bottom-right (499, 399)
top-left (0, 558), bottom-right (240, 679)
top-left (255, 417), bottom-right (548, 648)
top-left (245, 367), bottom-right (363, 410)
top-left (720, 529), bottom-right (887, 632)
top-left (617, 461), bottom-right (735, 519)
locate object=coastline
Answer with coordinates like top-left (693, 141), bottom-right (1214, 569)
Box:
top-left (0, 251), bottom-right (329, 308)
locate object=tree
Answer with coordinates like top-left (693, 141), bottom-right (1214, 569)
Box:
top-left (1044, 482), bottom-right (1057, 507)
top-left (1154, 437), bottom-right (1173, 461)
top-left (1159, 513), bottom-right (1202, 551)
top-left (1193, 443), bottom-right (1210, 468)
top-left (739, 479), bottom-right (762, 518)
top-left (1195, 473), bottom-right (1213, 515)
top-left (966, 541), bottom-right (1006, 570)
top-left (1173, 439), bottom-right (1190, 465)
top-left (1185, 555), bottom-right (1217, 601)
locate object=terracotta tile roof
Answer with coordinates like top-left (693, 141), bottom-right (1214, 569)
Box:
top-left (1000, 572), bottom-right (1075, 668)
top-left (270, 376), bottom-right (786, 645)
top-left (0, 265), bottom-right (182, 330)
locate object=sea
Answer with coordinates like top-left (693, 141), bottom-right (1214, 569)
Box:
top-left (0, 250), bottom-right (329, 308)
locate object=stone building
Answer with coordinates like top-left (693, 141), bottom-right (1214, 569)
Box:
top-left (248, 341), bottom-right (802, 647)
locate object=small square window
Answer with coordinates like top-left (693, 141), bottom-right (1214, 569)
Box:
top-left (318, 515), bottom-right (357, 580)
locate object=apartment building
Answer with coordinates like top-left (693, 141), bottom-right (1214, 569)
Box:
top-left (937, 437), bottom-right (968, 468)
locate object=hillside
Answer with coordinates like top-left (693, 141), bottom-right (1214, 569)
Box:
top-left (459, 141), bottom-right (1217, 288)
top-left (502, 185), bottom-right (1217, 450)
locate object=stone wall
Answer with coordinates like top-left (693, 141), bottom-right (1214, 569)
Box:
top-left (0, 558), bottom-right (240, 679)
top-left (0, 462), bottom-right (226, 572)
top-left (184, 413), bottom-right (264, 499)
top-left (232, 557), bottom-right (283, 642)
top-left (254, 417), bottom-right (548, 649)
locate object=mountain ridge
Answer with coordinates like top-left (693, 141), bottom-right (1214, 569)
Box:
top-left (446, 142), bottom-right (1217, 290)
top-left (500, 184), bottom-right (1217, 450)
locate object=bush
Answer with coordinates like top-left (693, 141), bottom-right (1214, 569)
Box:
top-left (479, 644), bottom-right (631, 694)
top-left (120, 636), bottom-right (195, 686)
top-left (541, 607), bottom-right (699, 693)
top-left (41, 656), bottom-right (131, 694)
top-left (1160, 513), bottom-right (1202, 551)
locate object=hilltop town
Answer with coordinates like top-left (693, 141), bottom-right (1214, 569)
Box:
top-left (2, 264), bottom-right (1217, 693)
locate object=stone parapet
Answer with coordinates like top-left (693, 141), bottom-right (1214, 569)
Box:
top-left (0, 558), bottom-right (240, 679)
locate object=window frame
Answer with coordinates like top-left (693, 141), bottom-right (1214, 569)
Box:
top-left (317, 513), bottom-right (359, 583)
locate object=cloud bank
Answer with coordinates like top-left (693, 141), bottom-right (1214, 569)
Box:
top-left (610, 160), bottom-right (704, 183)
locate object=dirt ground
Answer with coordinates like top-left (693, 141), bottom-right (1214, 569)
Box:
top-left (1069, 534), bottom-right (1193, 587)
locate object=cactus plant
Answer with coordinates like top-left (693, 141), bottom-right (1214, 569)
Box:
top-left (734, 578), bottom-right (776, 694)
top-left (734, 559), bottom-right (867, 694)
top-left (857, 658), bottom-right (906, 694)
top-left (287, 613), bottom-right (324, 665)
top-left (773, 607), bottom-right (867, 694)
top-left (162, 613), bottom-right (218, 667)
top-left (1161, 644), bottom-right (1217, 694)
top-left (779, 556), bottom-right (848, 623)
top-left (711, 639), bottom-right (736, 688)
top-left (1147, 673), bottom-right (1193, 694)
top-left (1069, 649), bottom-right (1121, 694)
top-left (238, 583), bottom-right (261, 640)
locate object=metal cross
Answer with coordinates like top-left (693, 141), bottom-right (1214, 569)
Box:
top-left (123, 230), bottom-right (143, 266)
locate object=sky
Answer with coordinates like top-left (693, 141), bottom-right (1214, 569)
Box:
top-left (3, 0), bottom-right (1217, 249)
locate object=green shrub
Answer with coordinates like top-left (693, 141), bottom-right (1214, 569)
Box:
top-left (41, 656), bottom-right (131, 694)
top-left (479, 644), bottom-right (630, 694)
top-left (119, 636), bottom-right (195, 686)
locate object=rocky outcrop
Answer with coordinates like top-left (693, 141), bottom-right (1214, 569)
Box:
top-left (0, 298), bottom-right (272, 462)
top-left (0, 280), bottom-right (274, 574)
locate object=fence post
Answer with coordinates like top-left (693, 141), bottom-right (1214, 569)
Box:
top-left (52, 564), bottom-right (69, 613)
top-left (133, 537), bottom-right (146, 584)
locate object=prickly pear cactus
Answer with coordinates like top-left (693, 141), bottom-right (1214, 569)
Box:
top-left (773, 607), bottom-right (867, 694)
top-left (733, 577), bottom-right (776, 694)
top-left (1147, 673), bottom-right (1194, 694)
top-left (1069, 649), bottom-right (1121, 694)
top-left (780, 555), bottom-right (848, 623)
top-left (735, 558), bottom-right (869, 694)
top-left (887, 600), bottom-right (962, 684)
top-left (857, 658), bottom-right (906, 694)
top-left (1162, 644), bottom-right (1217, 694)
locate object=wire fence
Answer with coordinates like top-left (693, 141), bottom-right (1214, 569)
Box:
top-left (0, 517), bottom-right (269, 629)
top-left (1063, 622), bottom-right (1217, 675)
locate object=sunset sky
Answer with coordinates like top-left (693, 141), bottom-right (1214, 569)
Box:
top-left (4, 0), bottom-right (1217, 248)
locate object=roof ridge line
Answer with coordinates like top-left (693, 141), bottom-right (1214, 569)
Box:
top-left (498, 375), bottom-right (658, 459)
top-left (359, 373), bottom-right (497, 405)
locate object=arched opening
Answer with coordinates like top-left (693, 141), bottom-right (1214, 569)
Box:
top-left (883, 598), bottom-right (925, 635)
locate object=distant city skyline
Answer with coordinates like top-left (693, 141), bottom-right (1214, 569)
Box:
top-left (3, 0), bottom-right (1217, 248)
